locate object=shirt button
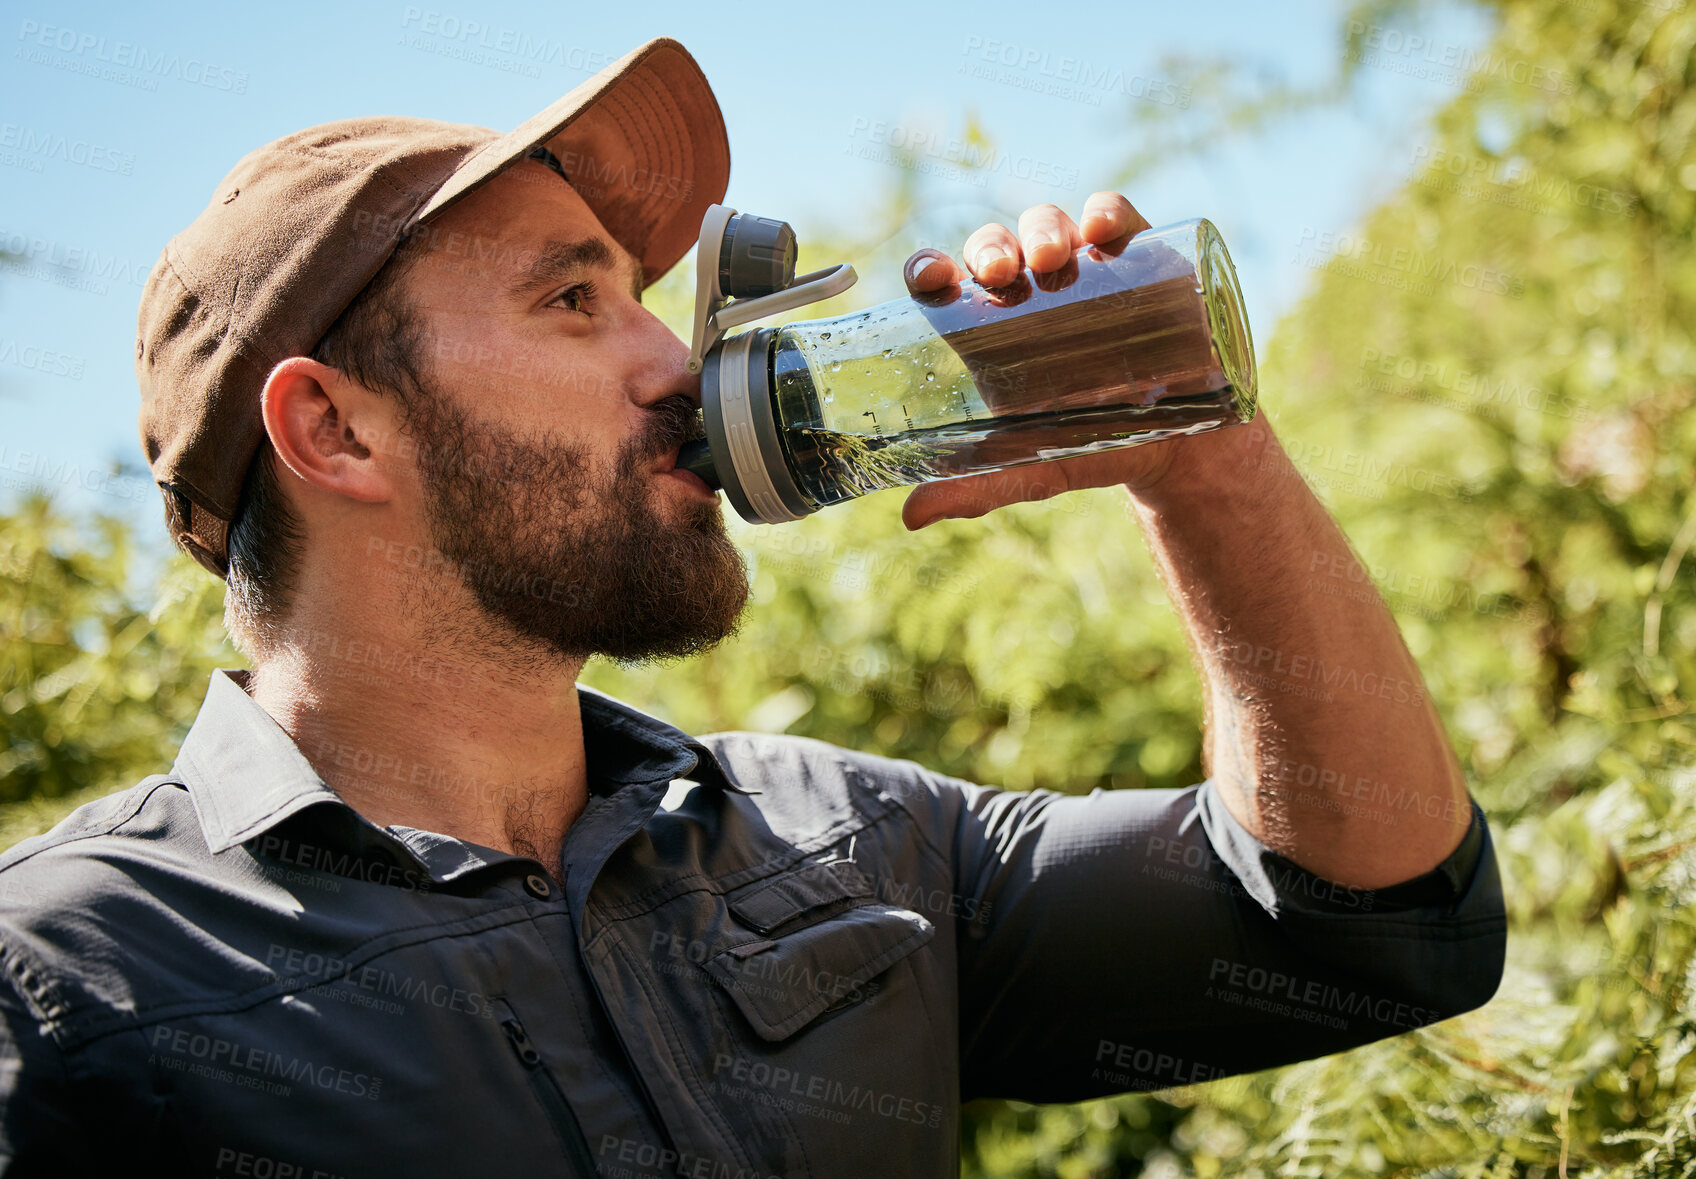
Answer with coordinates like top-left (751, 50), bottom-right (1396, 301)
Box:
top-left (524, 874), bottom-right (552, 900)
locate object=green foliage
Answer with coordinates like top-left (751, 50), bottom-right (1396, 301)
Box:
top-left (962, 0), bottom-right (1696, 1172)
top-left (4, 0), bottom-right (1696, 1171)
top-left (0, 493), bottom-right (233, 814)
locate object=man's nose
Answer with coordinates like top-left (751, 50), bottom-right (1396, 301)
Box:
top-left (628, 306), bottom-right (702, 409)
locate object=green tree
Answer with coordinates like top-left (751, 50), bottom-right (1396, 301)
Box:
top-left (0, 492), bottom-right (232, 845)
top-left (955, 0), bottom-right (1696, 1172)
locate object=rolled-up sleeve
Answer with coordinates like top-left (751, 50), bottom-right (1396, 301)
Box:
top-left (936, 776), bottom-right (1505, 1103)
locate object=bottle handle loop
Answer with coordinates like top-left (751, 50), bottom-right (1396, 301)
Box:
top-left (685, 204), bottom-right (858, 374)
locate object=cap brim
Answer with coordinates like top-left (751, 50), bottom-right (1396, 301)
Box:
top-left (409, 36), bottom-right (729, 288)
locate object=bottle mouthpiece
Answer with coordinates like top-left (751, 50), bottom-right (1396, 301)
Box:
top-left (676, 438), bottom-right (721, 490)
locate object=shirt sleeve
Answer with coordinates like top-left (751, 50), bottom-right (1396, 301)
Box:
top-left (931, 776), bottom-right (1506, 1103)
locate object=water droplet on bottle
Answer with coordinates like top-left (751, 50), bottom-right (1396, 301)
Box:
top-left (924, 371), bottom-right (936, 383)
top-left (831, 362), bottom-right (842, 372)
top-left (882, 348), bottom-right (893, 359)
top-left (820, 331), bottom-right (832, 340)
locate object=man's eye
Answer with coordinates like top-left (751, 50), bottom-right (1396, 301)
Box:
top-left (550, 280), bottom-right (597, 314)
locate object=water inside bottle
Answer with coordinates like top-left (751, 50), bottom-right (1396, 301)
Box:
top-left (769, 221), bottom-right (1255, 509)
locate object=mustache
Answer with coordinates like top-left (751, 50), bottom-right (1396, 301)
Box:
top-left (631, 395), bottom-right (706, 466)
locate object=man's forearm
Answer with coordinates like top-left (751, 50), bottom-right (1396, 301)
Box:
top-left (1126, 414), bottom-right (1472, 889)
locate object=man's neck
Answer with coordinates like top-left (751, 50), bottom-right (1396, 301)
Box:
top-left (245, 617), bottom-right (592, 875)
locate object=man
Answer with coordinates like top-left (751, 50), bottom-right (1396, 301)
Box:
top-left (0, 36), bottom-right (1503, 1178)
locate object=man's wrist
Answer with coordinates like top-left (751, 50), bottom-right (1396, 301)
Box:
top-left (1122, 414), bottom-right (1288, 511)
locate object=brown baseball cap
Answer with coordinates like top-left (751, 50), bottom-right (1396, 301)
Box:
top-left (135, 35), bottom-right (730, 578)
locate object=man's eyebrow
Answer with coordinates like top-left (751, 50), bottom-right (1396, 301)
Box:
top-left (511, 235), bottom-right (645, 302)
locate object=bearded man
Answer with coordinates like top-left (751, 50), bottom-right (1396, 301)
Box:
top-left (0, 37), bottom-right (1504, 1177)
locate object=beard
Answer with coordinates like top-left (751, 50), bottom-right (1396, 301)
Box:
top-left (399, 381), bottom-right (749, 665)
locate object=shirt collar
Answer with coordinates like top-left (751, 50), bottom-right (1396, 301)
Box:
top-left (171, 668), bottom-right (741, 863)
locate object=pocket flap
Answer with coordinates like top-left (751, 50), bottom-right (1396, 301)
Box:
top-left (705, 903), bottom-right (933, 1041)
top-left (726, 859), bottom-right (873, 934)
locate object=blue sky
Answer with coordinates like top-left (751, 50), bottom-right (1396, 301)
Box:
top-left (0, 0), bottom-right (1493, 537)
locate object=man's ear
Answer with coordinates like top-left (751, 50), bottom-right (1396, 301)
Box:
top-left (260, 357), bottom-right (395, 506)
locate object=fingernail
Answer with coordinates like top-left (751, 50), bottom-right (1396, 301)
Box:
top-left (910, 256), bottom-right (937, 280)
top-left (974, 245), bottom-right (1008, 271)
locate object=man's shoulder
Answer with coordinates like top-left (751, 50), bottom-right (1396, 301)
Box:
top-left (0, 771), bottom-right (390, 1051)
top-left (0, 775), bottom-right (192, 884)
top-left (0, 774), bottom-right (221, 1038)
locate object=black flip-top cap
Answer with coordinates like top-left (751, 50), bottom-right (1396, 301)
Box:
top-left (718, 212), bottom-right (796, 297)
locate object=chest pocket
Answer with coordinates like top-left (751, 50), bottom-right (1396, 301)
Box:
top-left (704, 859), bottom-right (935, 1041)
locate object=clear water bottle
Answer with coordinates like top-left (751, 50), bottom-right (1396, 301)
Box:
top-left (678, 212), bottom-right (1257, 524)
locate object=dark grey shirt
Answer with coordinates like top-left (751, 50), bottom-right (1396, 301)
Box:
top-left (0, 669), bottom-right (1504, 1177)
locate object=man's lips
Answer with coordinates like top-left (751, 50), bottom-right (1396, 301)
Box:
top-left (649, 441), bottom-right (715, 498)
top-left (652, 438), bottom-right (708, 476)
top-left (666, 467), bottom-right (713, 496)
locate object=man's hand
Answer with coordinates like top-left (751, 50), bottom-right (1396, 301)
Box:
top-left (899, 191), bottom-right (1197, 531)
top-left (903, 194), bottom-right (1475, 892)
